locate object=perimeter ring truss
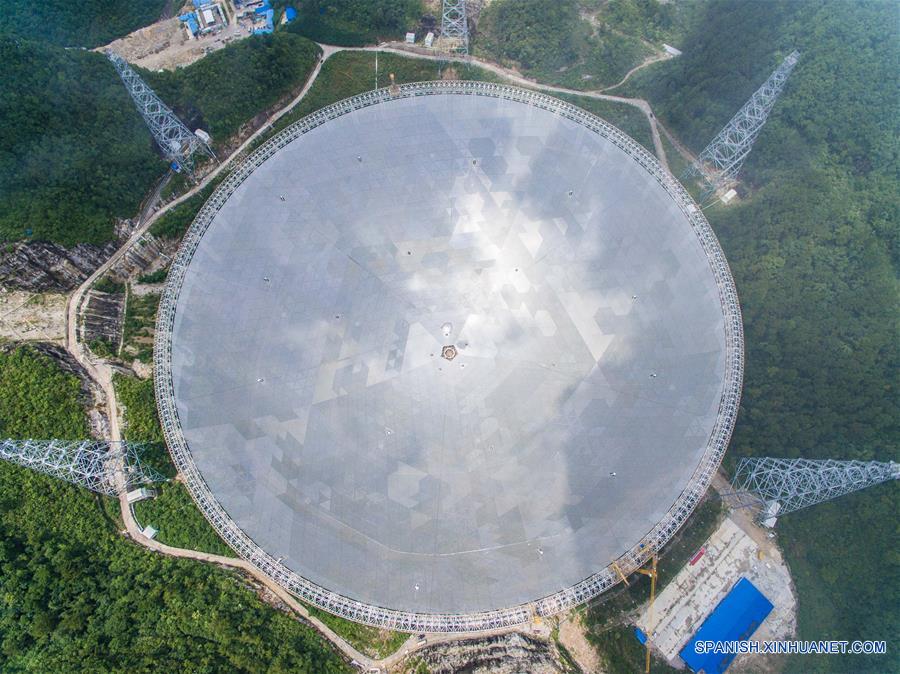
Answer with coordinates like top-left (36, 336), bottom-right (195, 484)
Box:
top-left (154, 81), bottom-right (745, 633)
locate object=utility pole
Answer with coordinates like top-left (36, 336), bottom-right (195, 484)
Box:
top-left (107, 51), bottom-right (215, 176)
top-left (0, 439), bottom-right (163, 496)
top-left (685, 51), bottom-right (799, 196)
top-left (441, 0), bottom-right (469, 54)
top-left (731, 457), bottom-right (898, 523)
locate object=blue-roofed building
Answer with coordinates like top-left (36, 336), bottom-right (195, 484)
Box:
top-left (680, 578), bottom-right (774, 674)
top-left (284, 7), bottom-right (297, 23)
top-left (179, 13), bottom-right (200, 37)
top-left (254, 8), bottom-right (275, 34)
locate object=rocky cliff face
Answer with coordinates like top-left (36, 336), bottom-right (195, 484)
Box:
top-left (407, 633), bottom-right (566, 674)
top-left (0, 240), bottom-right (120, 292)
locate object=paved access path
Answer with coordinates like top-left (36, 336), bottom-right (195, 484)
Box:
top-left (65, 40), bottom-right (693, 671)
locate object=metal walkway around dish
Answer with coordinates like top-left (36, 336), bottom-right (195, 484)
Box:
top-left (153, 81), bottom-right (744, 632)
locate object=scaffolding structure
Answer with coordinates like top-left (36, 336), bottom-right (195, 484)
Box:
top-left (732, 457), bottom-right (899, 519)
top-left (153, 81), bottom-right (744, 632)
top-left (0, 439), bottom-right (162, 496)
top-left (107, 51), bottom-right (215, 174)
top-left (441, 0), bottom-right (469, 54)
top-left (685, 50), bottom-right (799, 195)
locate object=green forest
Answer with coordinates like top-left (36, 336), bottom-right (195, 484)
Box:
top-left (0, 37), bottom-right (165, 246)
top-left (145, 33), bottom-right (321, 141)
top-left (0, 347), bottom-right (88, 439)
top-left (476, 0), bottom-right (673, 89)
top-left (617, 1), bottom-right (898, 671)
top-left (283, 0), bottom-right (423, 46)
top-left (0, 32), bottom-right (320, 248)
top-left (0, 347), bottom-right (349, 672)
top-left (0, 0), bottom-right (166, 48)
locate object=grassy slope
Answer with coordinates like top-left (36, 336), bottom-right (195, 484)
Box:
top-left (622, 2), bottom-right (899, 671)
top-left (271, 51), bottom-right (655, 151)
top-left (133, 481), bottom-right (235, 558)
top-left (304, 603), bottom-right (409, 659)
top-left (0, 347), bottom-right (347, 672)
top-left (0, 0), bottom-right (167, 48)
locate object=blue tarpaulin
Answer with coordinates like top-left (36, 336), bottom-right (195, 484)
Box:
top-left (285, 7), bottom-right (297, 22)
top-left (680, 578), bottom-right (773, 674)
top-left (634, 627), bottom-right (647, 645)
top-left (253, 8), bottom-right (275, 34)
top-left (179, 13), bottom-right (200, 36)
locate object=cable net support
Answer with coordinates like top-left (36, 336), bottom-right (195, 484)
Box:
top-left (441, 0), bottom-right (469, 54)
top-left (732, 457), bottom-right (899, 518)
top-left (154, 81), bottom-right (745, 632)
top-left (686, 50), bottom-right (799, 194)
top-left (107, 51), bottom-right (215, 174)
top-left (0, 439), bottom-right (163, 496)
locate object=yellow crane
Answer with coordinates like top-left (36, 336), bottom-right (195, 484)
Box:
top-left (636, 554), bottom-right (659, 673)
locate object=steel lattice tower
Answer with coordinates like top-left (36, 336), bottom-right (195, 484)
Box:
top-left (441, 0), bottom-right (469, 54)
top-left (732, 457), bottom-right (898, 519)
top-left (0, 439), bottom-right (163, 496)
top-left (107, 51), bottom-right (215, 174)
top-left (685, 50), bottom-right (799, 194)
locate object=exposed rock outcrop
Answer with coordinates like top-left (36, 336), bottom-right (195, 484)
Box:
top-left (407, 632), bottom-right (566, 674)
top-left (0, 240), bottom-right (119, 292)
top-left (81, 290), bottom-right (126, 346)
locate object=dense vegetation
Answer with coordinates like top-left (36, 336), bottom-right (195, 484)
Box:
top-left (1, 32), bottom-right (319, 248)
top-left (0, 37), bottom-right (165, 246)
top-left (621, 2), bottom-right (899, 671)
top-left (0, 350), bottom-right (347, 671)
top-left (0, 346), bottom-right (87, 439)
top-left (113, 373), bottom-right (170, 478)
top-left (146, 33), bottom-right (321, 142)
top-left (133, 481), bottom-right (236, 558)
top-left (149, 174), bottom-right (226, 241)
top-left (476, 0), bottom-right (655, 89)
top-left (284, 0), bottom-right (423, 46)
top-left (589, 0), bottom-right (686, 45)
top-left (0, 0), bottom-right (166, 48)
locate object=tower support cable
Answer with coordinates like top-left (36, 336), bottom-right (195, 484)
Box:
top-left (441, 0), bottom-right (470, 54)
top-left (107, 51), bottom-right (215, 175)
top-left (685, 50), bottom-right (799, 195)
top-left (0, 438), bottom-right (163, 496)
top-left (731, 456), bottom-right (898, 520)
